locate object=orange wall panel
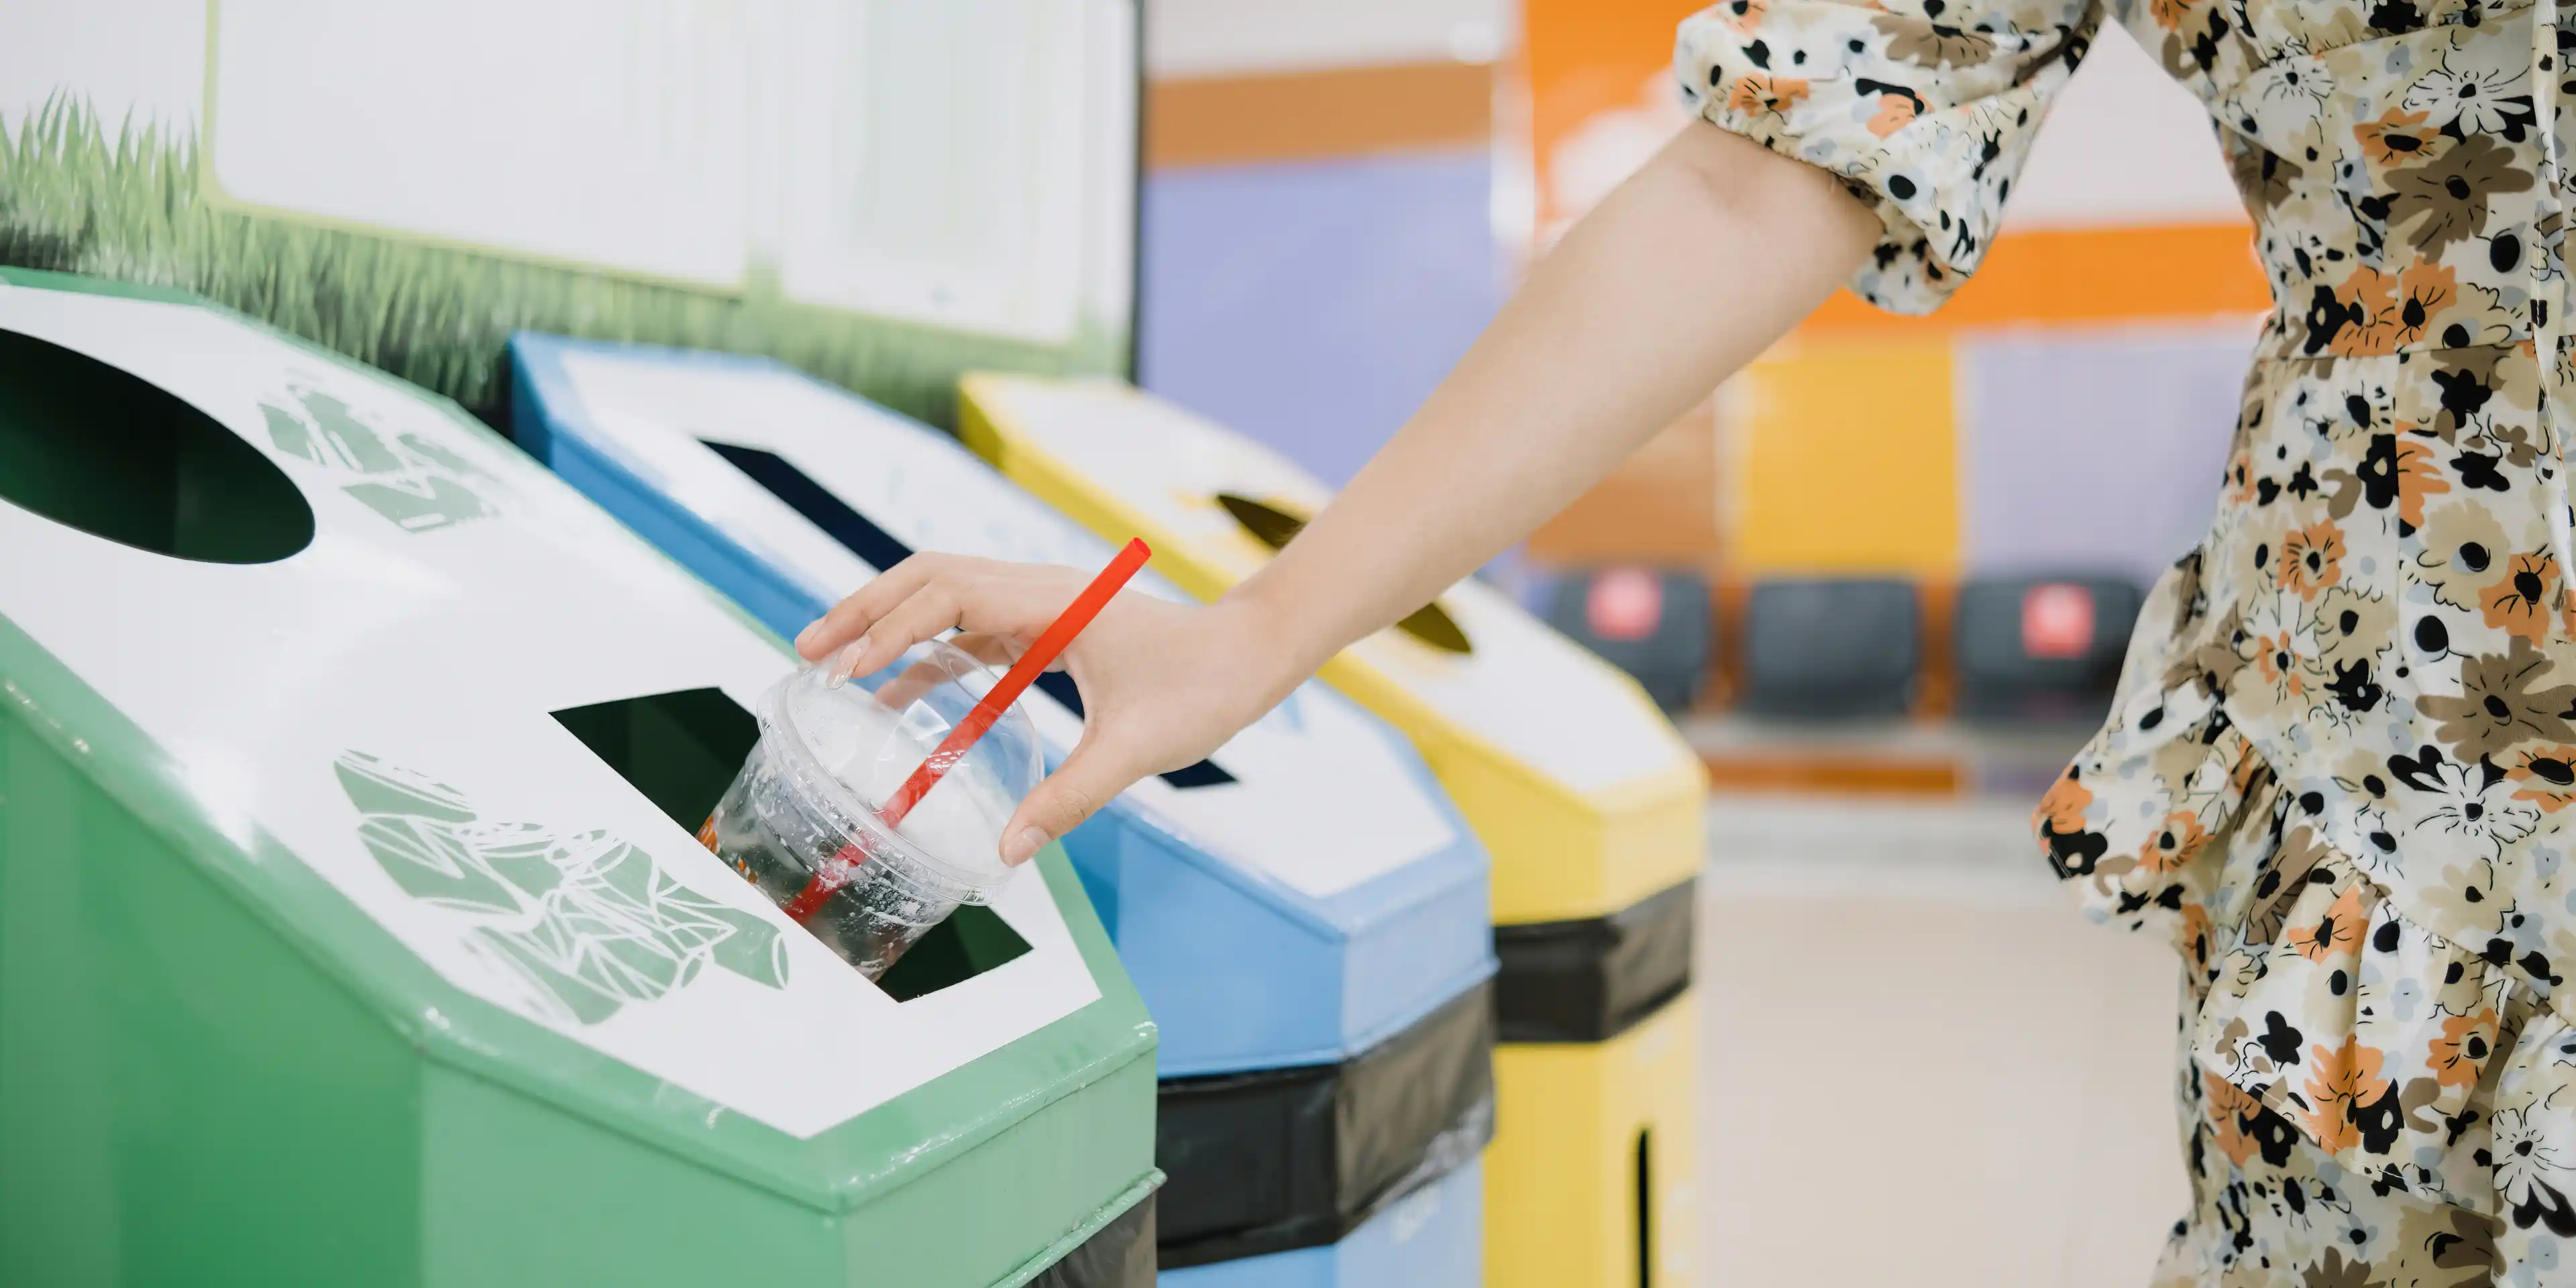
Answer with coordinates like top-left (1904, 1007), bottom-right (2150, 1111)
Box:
top-left (1146, 61), bottom-right (1495, 169)
top-left (1803, 224), bottom-right (2273, 335)
top-left (1520, 0), bottom-right (1707, 231)
top-left (1527, 397), bottom-right (1721, 572)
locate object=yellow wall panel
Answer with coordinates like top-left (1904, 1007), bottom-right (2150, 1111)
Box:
top-left (1725, 339), bottom-right (1959, 579)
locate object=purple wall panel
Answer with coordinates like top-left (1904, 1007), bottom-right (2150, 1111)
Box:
top-left (1957, 325), bottom-right (2256, 587)
top-left (1138, 148), bottom-right (1500, 489)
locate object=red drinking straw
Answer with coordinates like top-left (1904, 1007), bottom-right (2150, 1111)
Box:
top-left (780, 538), bottom-right (1153, 922)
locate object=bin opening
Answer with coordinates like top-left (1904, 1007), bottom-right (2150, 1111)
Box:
top-left (874, 903), bottom-right (1031, 1002)
top-left (552, 686), bottom-right (1031, 1001)
top-left (1635, 1128), bottom-right (1654, 1288)
top-left (553, 688), bottom-right (760, 831)
top-left (700, 439), bottom-right (1238, 789)
top-left (1213, 494), bottom-right (1470, 655)
top-left (0, 327), bottom-right (314, 564)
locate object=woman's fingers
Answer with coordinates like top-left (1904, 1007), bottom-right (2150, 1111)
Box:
top-left (830, 584), bottom-right (964, 682)
top-left (998, 735), bottom-right (1141, 865)
top-left (867, 653), bottom-right (958, 710)
top-left (795, 555), bottom-right (943, 659)
top-left (796, 555), bottom-right (1097, 666)
top-left (787, 555), bottom-right (1242, 869)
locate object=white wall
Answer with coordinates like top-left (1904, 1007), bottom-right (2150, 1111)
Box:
top-left (2006, 23), bottom-right (2243, 231)
top-left (1143, 0), bottom-right (1512, 77)
top-left (0, 0), bottom-right (203, 129)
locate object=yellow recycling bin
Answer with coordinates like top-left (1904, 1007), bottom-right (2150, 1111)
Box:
top-left (960, 374), bottom-right (1705, 1288)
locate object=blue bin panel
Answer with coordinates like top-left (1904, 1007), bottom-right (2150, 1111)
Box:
top-left (1159, 1159), bottom-right (1483, 1288)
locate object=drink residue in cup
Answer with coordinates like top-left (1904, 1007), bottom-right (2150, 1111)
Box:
top-left (704, 695), bottom-right (1014, 978)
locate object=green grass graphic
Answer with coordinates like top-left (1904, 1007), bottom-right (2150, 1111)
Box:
top-left (0, 92), bottom-right (1125, 430)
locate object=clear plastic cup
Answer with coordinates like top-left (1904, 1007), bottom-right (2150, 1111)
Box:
top-left (702, 636), bottom-right (1042, 979)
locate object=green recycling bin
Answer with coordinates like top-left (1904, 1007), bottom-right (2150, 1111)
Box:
top-left (0, 270), bottom-right (1159, 1287)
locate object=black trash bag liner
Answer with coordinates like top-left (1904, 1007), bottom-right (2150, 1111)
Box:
top-left (1495, 877), bottom-right (1695, 1044)
top-left (1031, 1188), bottom-right (1159, 1288)
top-left (1155, 979), bottom-right (1496, 1269)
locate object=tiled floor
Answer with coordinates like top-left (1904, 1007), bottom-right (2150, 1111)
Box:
top-left (1695, 795), bottom-right (2188, 1287)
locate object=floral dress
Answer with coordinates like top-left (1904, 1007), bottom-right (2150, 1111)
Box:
top-left (1678, 0), bottom-right (2576, 1279)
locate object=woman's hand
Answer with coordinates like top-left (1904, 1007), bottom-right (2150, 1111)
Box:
top-left (794, 553), bottom-right (1301, 865)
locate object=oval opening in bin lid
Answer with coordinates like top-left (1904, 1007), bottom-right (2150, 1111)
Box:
top-left (953, 374), bottom-right (1706, 925)
top-left (0, 279), bottom-right (1153, 1222)
top-left (0, 325), bottom-right (316, 564)
top-left (1214, 492), bottom-right (1471, 654)
top-left (512, 334), bottom-right (1497, 1075)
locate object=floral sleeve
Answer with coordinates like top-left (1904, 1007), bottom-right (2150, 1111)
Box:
top-left (1676, 0), bottom-right (2102, 313)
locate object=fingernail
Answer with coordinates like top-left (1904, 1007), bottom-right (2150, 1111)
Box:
top-left (1002, 826), bottom-right (1048, 865)
top-left (822, 641), bottom-right (863, 688)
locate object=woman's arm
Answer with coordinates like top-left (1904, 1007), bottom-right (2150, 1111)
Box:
top-left (794, 121), bottom-right (1880, 863)
top-left (1226, 123), bottom-right (1879, 690)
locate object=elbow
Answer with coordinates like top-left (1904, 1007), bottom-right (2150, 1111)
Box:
top-left (1659, 122), bottom-right (1878, 254)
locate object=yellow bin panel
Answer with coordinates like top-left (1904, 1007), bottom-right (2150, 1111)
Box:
top-left (958, 375), bottom-right (1707, 924)
top-left (1488, 996), bottom-right (1698, 1288)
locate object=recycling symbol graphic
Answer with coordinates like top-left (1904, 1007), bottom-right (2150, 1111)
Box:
top-left (260, 382), bottom-right (504, 533)
top-left (335, 751), bottom-right (790, 1028)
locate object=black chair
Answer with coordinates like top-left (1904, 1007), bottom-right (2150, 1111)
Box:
top-left (1951, 574), bottom-right (2142, 722)
top-left (1737, 578), bottom-right (1920, 718)
top-left (1540, 566), bottom-right (1713, 714)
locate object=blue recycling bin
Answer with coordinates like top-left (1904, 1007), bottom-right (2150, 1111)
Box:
top-left (512, 334), bottom-right (1496, 1286)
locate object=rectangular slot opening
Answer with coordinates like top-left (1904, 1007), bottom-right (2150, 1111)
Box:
top-left (1635, 1128), bottom-right (1654, 1288)
top-left (703, 437), bottom-right (1234, 789)
top-left (551, 688), bottom-right (759, 831)
top-left (552, 687), bottom-right (1030, 1000)
top-left (876, 903), bottom-right (1031, 1002)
